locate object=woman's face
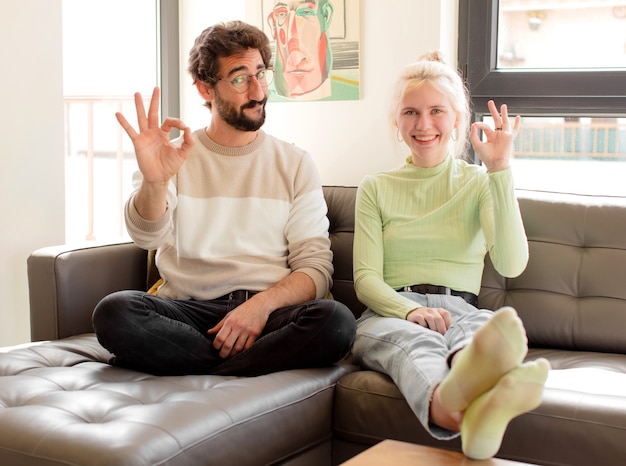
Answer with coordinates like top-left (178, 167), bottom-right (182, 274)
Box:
top-left (396, 82), bottom-right (458, 168)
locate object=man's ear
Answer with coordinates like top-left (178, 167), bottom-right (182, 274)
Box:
top-left (195, 81), bottom-right (213, 102)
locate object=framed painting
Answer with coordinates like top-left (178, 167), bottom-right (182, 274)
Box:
top-left (256, 0), bottom-right (361, 102)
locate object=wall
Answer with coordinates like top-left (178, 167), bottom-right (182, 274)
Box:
top-left (180, 0), bottom-right (459, 185)
top-left (0, 1), bottom-right (65, 345)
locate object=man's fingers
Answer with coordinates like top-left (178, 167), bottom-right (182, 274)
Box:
top-left (115, 112), bottom-right (138, 140)
top-left (134, 91), bottom-right (149, 129)
top-left (161, 117), bottom-right (191, 134)
top-left (147, 87), bottom-right (161, 128)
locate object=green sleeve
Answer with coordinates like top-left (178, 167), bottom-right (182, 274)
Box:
top-left (481, 169), bottom-right (529, 277)
top-left (353, 177), bottom-right (421, 319)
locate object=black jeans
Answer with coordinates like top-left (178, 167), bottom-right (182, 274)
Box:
top-left (92, 290), bottom-right (356, 376)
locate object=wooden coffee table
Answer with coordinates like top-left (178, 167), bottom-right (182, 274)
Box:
top-left (340, 440), bottom-right (535, 465)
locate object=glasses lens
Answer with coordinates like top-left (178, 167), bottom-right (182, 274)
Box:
top-left (231, 75), bottom-right (248, 93)
top-left (258, 69), bottom-right (274, 87)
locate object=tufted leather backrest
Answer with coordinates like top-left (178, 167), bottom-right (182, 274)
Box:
top-left (479, 190), bottom-right (626, 353)
top-left (323, 186), bottom-right (366, 318)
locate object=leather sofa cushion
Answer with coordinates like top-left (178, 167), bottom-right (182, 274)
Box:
top-left (0, 335), bottom-right (355, 465)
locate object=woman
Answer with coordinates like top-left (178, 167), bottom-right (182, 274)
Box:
top-left (352, 51), bottom-right (550, 460)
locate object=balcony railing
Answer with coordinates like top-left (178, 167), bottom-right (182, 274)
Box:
top-left (64, 96), bottom-right (146, 242)
top-left (515, 121), bottom-right (626, 159)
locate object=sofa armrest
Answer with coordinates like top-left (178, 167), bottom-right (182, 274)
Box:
top-left (27, 242), bottom-right (148, 342)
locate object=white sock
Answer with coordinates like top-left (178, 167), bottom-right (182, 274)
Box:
top-left (461, 358), bottom-right (551, 460)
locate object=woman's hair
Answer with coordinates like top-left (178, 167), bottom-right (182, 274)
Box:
top-left (389, 51), bottom-right (471, 159)
top-left (188, 21), bottom-right (272, 107)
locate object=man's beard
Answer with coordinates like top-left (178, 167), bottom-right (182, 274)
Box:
top-left (214, 92), bottom-right (267, 132)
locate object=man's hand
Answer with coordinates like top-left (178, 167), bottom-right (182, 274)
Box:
top-left (207, 299), bottom-right (270, 359)
top-left (406, 307), bottom-right (452, 335)
top-left (116, 87), bottom-right (194, 185)
top-left (116, 87), bottom-right (195, 220)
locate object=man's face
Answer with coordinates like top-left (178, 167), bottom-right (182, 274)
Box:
top-left (268, 1), bottom-right (333, 97)
top-left (212, 50), bottom-right (269, 132)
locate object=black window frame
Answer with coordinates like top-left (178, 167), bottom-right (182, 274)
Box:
top-left (458, 0), bottom-right (626, 120)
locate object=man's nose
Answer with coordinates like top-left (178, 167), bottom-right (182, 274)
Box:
top-left (247, 74), bottom-right (266, 99)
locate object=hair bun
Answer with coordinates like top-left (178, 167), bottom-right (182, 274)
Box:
top-left (417, 50), bottom-right (446, 65)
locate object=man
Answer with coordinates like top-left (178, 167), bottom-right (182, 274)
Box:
top-left (92, 21), bottom-right (356, 376)
top-left (267, 0), bottom-right (334, 100)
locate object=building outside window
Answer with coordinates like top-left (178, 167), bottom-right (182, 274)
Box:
top-left (460, 0), bottom-right (626, 196)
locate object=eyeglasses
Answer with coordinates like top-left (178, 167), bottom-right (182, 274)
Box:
top-left (215, 69), bottom-right (274, 93)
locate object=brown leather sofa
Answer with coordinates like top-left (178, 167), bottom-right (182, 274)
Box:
top-left (1, 186), bottom-right (625, 465)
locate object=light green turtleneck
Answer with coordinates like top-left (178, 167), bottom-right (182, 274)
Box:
top-left (353, 155), bottom-right (528, 319)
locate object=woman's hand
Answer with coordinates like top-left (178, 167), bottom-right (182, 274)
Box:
top-left (469, 99), bottom-right (521, 173)
top-left (406, 307), bottom-right (452, 335)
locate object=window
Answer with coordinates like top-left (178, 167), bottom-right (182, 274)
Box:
top-left (63, 0), bottom-right (178, 242)
top-left (459, 0), bottom-right (626, 196)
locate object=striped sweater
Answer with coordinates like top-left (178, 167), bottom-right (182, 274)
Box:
top-left (353, 155), bottom-right (528, 319)
top-left (125, 129), bottom-right (333, 301)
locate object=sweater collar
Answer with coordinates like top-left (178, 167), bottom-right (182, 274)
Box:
top-left (196, 129), bottom-right (266, 157)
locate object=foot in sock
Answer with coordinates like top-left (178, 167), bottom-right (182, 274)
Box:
top-left (461, 358), bottom-right (551, 460)
top-left (438, 306), bottom-right (528, 412)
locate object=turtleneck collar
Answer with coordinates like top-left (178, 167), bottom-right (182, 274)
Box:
top-left (404, 153), bottom-right (452, 179)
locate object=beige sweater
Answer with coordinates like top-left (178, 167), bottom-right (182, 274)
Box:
top-left (125, 130), bottom-right (333, 301)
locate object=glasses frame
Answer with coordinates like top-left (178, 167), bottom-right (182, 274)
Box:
top-left (214, 69), bottom-right (274, 94)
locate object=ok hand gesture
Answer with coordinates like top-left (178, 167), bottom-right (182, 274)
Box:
top-left (469, 99), bottom-right (521, 173)
top-left (116, 87), bottom-right (194, 186)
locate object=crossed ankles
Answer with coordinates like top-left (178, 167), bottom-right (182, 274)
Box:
top-left (461, 358), bottom-right (550, 460)
top-left (435, 307), bottom-right (550, 460)
top-left (438, 306), bottom-right (528, 412)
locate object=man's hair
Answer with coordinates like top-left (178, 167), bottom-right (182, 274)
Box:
top-left (188, 21), bottom-right (272, 85)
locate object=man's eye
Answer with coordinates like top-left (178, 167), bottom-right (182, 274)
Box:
top-left (257, 70), bottom-right (266, 79)
top-left (232, 75), bottom-right (246, 85)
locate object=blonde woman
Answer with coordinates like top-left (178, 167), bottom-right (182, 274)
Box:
top-left (352, 51), bottom-right (550, 460)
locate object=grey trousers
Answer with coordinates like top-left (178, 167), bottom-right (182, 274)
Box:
top-left (351, 292), bottom-right (493, 439)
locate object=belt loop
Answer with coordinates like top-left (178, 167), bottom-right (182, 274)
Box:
top-left (403, 285), bottom-right (411, 292)
top-left (445, 287), bottom-right (451, 296)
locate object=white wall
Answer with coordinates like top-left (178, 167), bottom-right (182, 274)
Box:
top-left (180, 0), bottom-right (459, 185)
top-left (0, 1), bottom-right (65, 345)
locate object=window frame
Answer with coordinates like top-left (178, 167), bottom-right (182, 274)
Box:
top-left (159, 0), bottom-right (180, 122)
top-left (458, 0), bottom-right (626, 118)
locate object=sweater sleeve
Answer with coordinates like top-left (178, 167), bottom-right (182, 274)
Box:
top-left (285, 154), bottom-right (334, 299)
top-left (353, 177), bottom-right (424, 319)
top-left (124, 171), bottom-right (178, 251)
top-left (480, 169), bottom-right (529, 278)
